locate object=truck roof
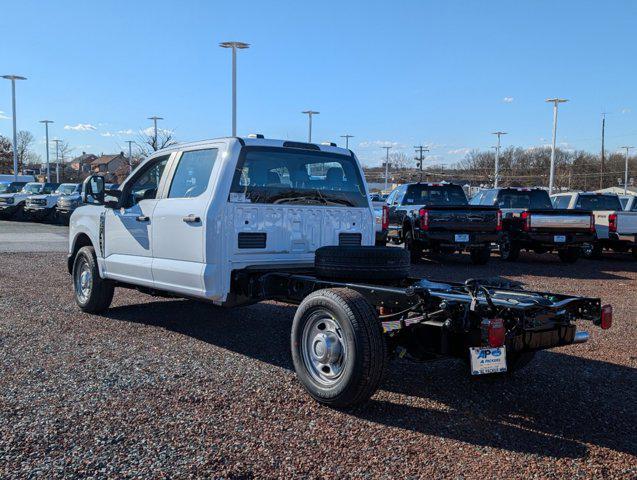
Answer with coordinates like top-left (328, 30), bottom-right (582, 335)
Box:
top-left (153, 136), bottom-right (353, 157)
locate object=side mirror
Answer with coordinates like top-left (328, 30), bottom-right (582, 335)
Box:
top-left (82, 175), bottom-right (105, 205)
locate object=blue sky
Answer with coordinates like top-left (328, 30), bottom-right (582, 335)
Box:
top-left (1, 0), bottom-right (637, 167)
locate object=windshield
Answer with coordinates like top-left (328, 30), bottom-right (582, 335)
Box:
top-left (21, 183), bottom-right (44, 194)
top-left (496, 189), bottom-right (553, 209)
top-left (402, 185), bottom-right (468, 206)
top-left (229, 147), bottom-right (368, 207)
top-left (55, 184), bottom-right (79, 195)
top-left (575, 195), bottom-right (622, 211)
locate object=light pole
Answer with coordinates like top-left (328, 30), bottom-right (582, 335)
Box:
top-left (414, 145), bottom-right (429, 182)
top-left (492, 131), bottom-right (507, 187)
top-left (147, 116), bottom-right (163, 151)
top-left (219, 41), bottom-right (250, 136)
top-left (620, 146), bottom-right (634, 194)
top-left (52, 139), bottom-right (62, 183)
top-left (39, 120), bottom-right (54, 182)
top-left (340, 134), bottom-right (354, 149)
top-left (302, 110), bottom-right (319, 142)
top-left (2, 75), bottom-right (27, 181)
top-left (382, 146), bottom-right (392, 191)
top-left (125, 140), bottom-right (134, 173)
top-left (546, 98), bottom-right (568, 194)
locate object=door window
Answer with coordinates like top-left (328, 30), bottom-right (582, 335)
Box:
top-left (168, 149), bottom-right (218, 198)
top-left (125, 155), bottom-right (170, 207)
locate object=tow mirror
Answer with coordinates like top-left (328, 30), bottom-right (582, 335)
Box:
top-left (82, 175), bottom-right (105, 205)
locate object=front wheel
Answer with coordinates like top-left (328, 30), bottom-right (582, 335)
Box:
top-left (558, 247), bottom-right (579, 264)
top-left (469, 246), bottom-right (491, 265)
top-left (291, 288), bottom-right (387, 408)
top-left (72, 246), bottom-right (114, 313)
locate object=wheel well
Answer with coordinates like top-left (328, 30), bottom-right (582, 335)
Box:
top-left (68, 233), bottom-right (93, 274)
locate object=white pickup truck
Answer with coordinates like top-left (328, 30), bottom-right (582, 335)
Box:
top-left (551, 192), bottom-right (637, 259)
top-left (68, 136), bottom-right (612, 407)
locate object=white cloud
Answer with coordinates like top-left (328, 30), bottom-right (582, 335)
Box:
top-left (117, 129), bottom-right (135, 135)
top-left (64, 123), bottom-right (97, 131)
top-left (621, 108), bottom-right (631, 114)
top-left (503, 97), bottom-right (514, 103)
top-left (357, 140), bottom-right (401, 149)
top-left (142, 126), bottom-right (172, 136)
top-left (100, 132), bottom-right (115, 137)
top-left (0, 110), bottom-right (10, 120)
top-left (447, 147), bottom-right (471, 155)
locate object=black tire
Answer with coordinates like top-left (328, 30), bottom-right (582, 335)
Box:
top-left (291, 288), bottom-right (387, 408)
top-left (404, 229), bottom-right (423, 264)
top-left (581, 242), bottom-right (603, 259)
top-left (499, 238), bottom-right (520, 262)
top-left (315, 246), bottom-right (410, 281)
top-left (533, 247), bottom-right (548, 255)
top-left (558, 247), bottom-right (579, 264)
top-left (632, 247), bottom-right (637, 260)
top-left (507, 351), bottom-right (537, 373)
top-left (469, 246), bottom-right (491, 265)
top-left (72, 246), bottom-right (115, 313)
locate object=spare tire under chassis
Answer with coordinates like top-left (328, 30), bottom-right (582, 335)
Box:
top-left (314, 246), bottom-right (410, 281)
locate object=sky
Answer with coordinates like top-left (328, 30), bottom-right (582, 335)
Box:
top-left (1, 0), bottom-right (637, 167)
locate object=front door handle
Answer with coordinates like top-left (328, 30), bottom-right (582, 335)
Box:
top-left (136, 215), bottom-right (150, 222)
top-left (183, 214), bottom-right (201, 223)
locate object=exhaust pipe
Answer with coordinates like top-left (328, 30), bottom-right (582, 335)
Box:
top-left (573, 331), bottom-right (590, 344)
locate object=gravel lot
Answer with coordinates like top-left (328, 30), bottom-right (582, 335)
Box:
top-left (0, 239), bottom-right (635, 478)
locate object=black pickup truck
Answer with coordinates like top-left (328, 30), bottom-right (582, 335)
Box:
top-left (386, 183), bottom-right (500, 264)
top-left (470, 188), bottom-right (595, 263)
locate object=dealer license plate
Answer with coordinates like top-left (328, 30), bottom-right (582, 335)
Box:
top-left (554, 235), bottom-right (566, 243)
top-left (469, 346), bottom-right (507, 375)
top-left (455, 234), bottom-right (470, 243)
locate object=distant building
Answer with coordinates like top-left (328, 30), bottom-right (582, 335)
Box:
top-left (70, 152), bottom-right (98, 174)
top-left (90, 153), bottom-right (127, 182)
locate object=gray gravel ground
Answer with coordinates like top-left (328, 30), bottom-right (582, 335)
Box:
top-left (0, 251), bottom-right (635, 479)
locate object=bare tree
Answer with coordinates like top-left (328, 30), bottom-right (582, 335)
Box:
top-left (135, 128), bottom-right (177, 158)
top-left (389, 152), bottom-right (409, 170)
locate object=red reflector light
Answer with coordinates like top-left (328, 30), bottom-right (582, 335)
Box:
top-left (381, 205), bottom-right (389, 230)
top-left (589, 213), bottom-right (596, 233)
top-left (608, 213), bottom-right (617, 233)
top-left (486, 318), bottom-right (505, 347)
top-left (496, 209), bottom-right (503, 231)
top-left (521, 211), bottom-right (531, 232)
top-left (419, 208), bottom-right (429, 230)
top-left (601, 304), bottom-right (612, 329)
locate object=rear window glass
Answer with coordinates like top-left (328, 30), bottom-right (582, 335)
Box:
top-left (496, 190), bottom-right (552, 209)
top-left (575, 195), bottom-right (622, 211)
top-left (552, 195), bottom-right (571, 209)
top-left (230, 147), bottom-right (368, 207)
top-left (402, 185), bottom-right (468, 206)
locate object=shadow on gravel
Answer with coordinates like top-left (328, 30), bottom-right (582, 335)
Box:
top-left (104, 299), bottom-right (636, 460)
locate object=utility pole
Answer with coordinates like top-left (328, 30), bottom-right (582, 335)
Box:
top-left (382, 146), bottom-right (392, 191)
top-left (414, 145), bottom-right (429, 182)
top-left (39, 120), bottom-right (54, 182)
top-left (125, 140), bottom-right (134, 173)
top-left (492, 131), bottom-right (507, 187)
top-left (302, 110), bottom-right (319, 142)
top-left (620, 146), bottom-right (634, 194)
top-left (147, 116), bottom-right (163, 151)
top-left (600, 112), bottom-right (607, 189)
top-left (219, 41), bottom-right (250, 136)
top-left (2, 75), bottom-right (27, 181)
top-left (546, 98), bottom-right (568, 195)
top-left (52, 139), bottom-right (62, 183)
top-left (340, 134), bottom-right (354, 149)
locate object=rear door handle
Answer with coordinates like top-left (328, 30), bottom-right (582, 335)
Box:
top-left (136, 215), bottom-right (150, 222)
top-left (183, 214), bottom-right (201, 223)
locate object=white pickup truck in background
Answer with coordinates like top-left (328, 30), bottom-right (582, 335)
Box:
top-left (551, 192), bottom-right (637, 259)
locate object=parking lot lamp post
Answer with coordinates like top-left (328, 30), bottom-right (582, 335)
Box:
top-left (546, 98), bottom-right (568, 194)
top-left (340, 134), bottom-right (354, 149)
top-left (219, 41), bottom-right (250, 137)
top-left (147, 116), bottom-right (163, 151)
top-left (302, 110), bottom-right (319, 142)
top-left (52, 139), bottom-right (62, 183)
top-left (382, 146), bottom-right (392, 191)
top-left (620, 146), bottom-right (634, 194)
top-left (492, 131), bottom-right (507, 188)
top-left (2, 75), bottom-right (27, 181)
top-left (40, 120), bottom-right (53, 182)
top-left (126, 140), bottom-right (134, 173)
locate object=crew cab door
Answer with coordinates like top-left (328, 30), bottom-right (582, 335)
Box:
top-left (151, 147), bottom-right (219, 296)
top-left (103, 155), bottom-right (171, 286)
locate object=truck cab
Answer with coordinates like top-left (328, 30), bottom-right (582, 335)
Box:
top-left (0, 182), bottom-right (55, 219)
top-left (23, 183), bottom-right (66, 220)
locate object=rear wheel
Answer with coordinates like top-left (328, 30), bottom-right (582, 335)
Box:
top-left (499, 238), bottom-right (520, 262)
top-left (404, 230), bottom-right (423, 263)
top-left (291, 288), bottom-right (387, 408)
top-left (558, 247), bottom-right (579, 264)
top-left (72, 246), bottom-right (114, 313)
top-left (581, 242), bottom-right (602, 259)
top-left (469, 246), bottom-right (491, 265)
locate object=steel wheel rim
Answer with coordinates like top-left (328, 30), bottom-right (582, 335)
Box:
top-left (301, 310), bottom-right (348, 386)
top-left (75, 258), bottom-right (92, 303)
